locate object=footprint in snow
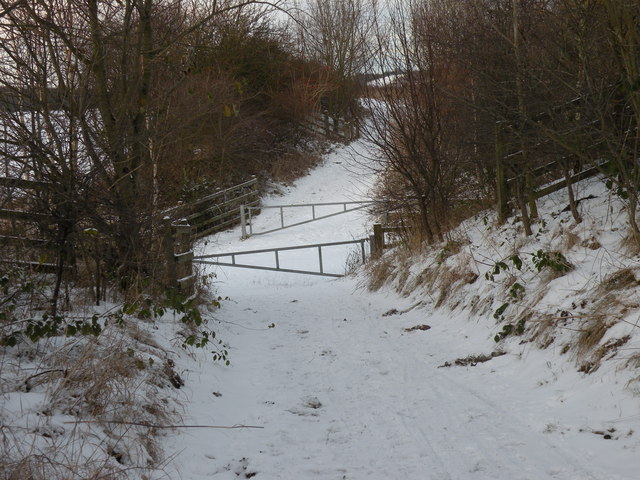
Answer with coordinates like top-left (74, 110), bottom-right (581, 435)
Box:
top-left (302, 396), bottom-right (322, 409)
top-left (319, 348), bottom-right (336, 359)
top-left (287, 396), bottom-right (322, 416)
top-left (211, 457), bottom-right (257, 478)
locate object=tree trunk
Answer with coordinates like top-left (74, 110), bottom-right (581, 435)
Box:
top-left (512, 0), bottom-right (535, 231)
top-left (430, 199), bottom-right (444, 242)
top-left (525, 169), bottom-right (538, 219)
top-left (495, 125), bottom-right (510, 224)
top-left (515, 176), bottom-right (532, 236)
top-left (627, 192), bottom-right (640, 247)
top-left (417, 195), bottom-right (434, 244)
top-left (564, 166), bottom-right (582, 223)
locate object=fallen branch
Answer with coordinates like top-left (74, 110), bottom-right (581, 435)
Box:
top-left (64, 420), bottom-right (264, 429)
top-left (24, 368), bottom-right (66, 392)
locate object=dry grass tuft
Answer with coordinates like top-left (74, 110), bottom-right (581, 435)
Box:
top-left (580, 235), bottom-right (601, 250)
top-left (395, 267), bottom-right (411, 294)
top-left (600, 268), bottom-right (640, 292)
top-left (435, 238), bottom-right (468, 264)
top-left (1, 451), bottom-right (131, 480)
top-left (576, 315), bottom-right (610, 358)
top-left (1, 322), bottom-right (179, 480)
top-left (433, 265), bottom-right (477, 308)
top-left (399, 266), bottom-right (430, 297)
top-left (528, 314), bottom-right (557, 349)
top-left (567, 270), bottom-right (640, 373)
top-left (620, 231), bottom-right (640, 256)
top-left (469, 294), bottom-right (494, 317)
top-left (434, 266), bottom-right (456, 308)
top-left (564, 231), bottom-right (581, 250)
top-left (579, 335), bottom-right (631, 374)
top-left (366, 254), bottom-right (395, 291)
top-left (625, 353), bottom-right (640, 370)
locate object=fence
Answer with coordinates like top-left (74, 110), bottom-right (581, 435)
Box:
top-left (0, 174), bottom-right (260, 295)
top-left (192, 223), bottom-right (401, 279)
top-left (306, 114), bottom-right (359, 143)
top-left (165, 176), bottom-right (259, 241)
top-left (0, 176), bottom-right (57, 272)
top-left (496, 154), bottom-right (605, 222)
top-left (369, 223), bottom-right (406, 256)
top-left (240, 200), bottom-right (378, 238)
top-left (193, 238), bottom-right (370, 278)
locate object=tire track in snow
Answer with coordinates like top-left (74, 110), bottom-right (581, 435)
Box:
top-left (396, 353), bottom-right (513, 479)
top-left (435, 372), bottom-right (601, 479)
top-left (317, 293), bottom-right (603, 480)
top-left (394, 354), bottom-right (601, 480)
top-left (398, 359), bottom-right (454, 480)
top-left (312, 300), bottom-right (454, 480)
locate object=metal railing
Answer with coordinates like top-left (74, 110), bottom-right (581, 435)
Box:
top-left (193, 238), bottom-right (370, 278)
top-left (240, 200), bottom-right (379, 238)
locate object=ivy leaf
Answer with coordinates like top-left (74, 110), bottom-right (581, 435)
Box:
top-left (510, 255), bottom-right (523, 271)
top-left (493, 302), bottom-right (509, 320)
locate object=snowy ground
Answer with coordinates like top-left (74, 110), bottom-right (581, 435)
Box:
top-left (163, 140), bottom-right (640, 479)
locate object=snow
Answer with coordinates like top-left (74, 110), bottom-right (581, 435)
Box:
top-left (162, 139), bottom-right (640, 479)
top-left (367, 73), bottom-right (405, 88)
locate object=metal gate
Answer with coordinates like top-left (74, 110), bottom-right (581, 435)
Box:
top-left (240, 201), bottom-right (380, 238)
top-left (193, 238), bottom-right (370, 278)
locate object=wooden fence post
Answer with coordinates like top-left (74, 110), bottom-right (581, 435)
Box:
top-left (162, 217), bottom-right (177, 290)
top-left (240, 204), bottom-right (247, 239)
top-left (173, 220), bottom-right (194, 296)
top-left (373, 223), bottom-right (384, 255)
top-left (250, 175), bottom-right (260, 215)
top-left (162, 217), bottom-right (194, 296)
top-left (343, 122), bottom-right (351, 142)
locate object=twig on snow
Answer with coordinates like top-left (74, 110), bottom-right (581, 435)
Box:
top-left (64, 420), bottom-right (264, 429)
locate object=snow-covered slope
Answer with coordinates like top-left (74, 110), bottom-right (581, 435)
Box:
top-left (163, 140), bottom-right (640, 480)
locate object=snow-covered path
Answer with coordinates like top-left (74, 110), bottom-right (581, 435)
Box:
top-left (164, 142), bottom-right (639, 479)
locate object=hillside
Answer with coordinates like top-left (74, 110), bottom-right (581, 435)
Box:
top-left (372, 174), bottom-right (640, 378)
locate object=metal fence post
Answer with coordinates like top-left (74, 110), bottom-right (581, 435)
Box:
top-left (240, 204), bottom-right (247, 239)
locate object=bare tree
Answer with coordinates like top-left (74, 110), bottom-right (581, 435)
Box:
top-left (295, 0), bottom-right (375, 130)
top-left (360, 0), bottom-right (474, 244)
top-left (0, 0), bottom-right (24, 18)
top-left (0, 0), bottom-right (281, 300)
